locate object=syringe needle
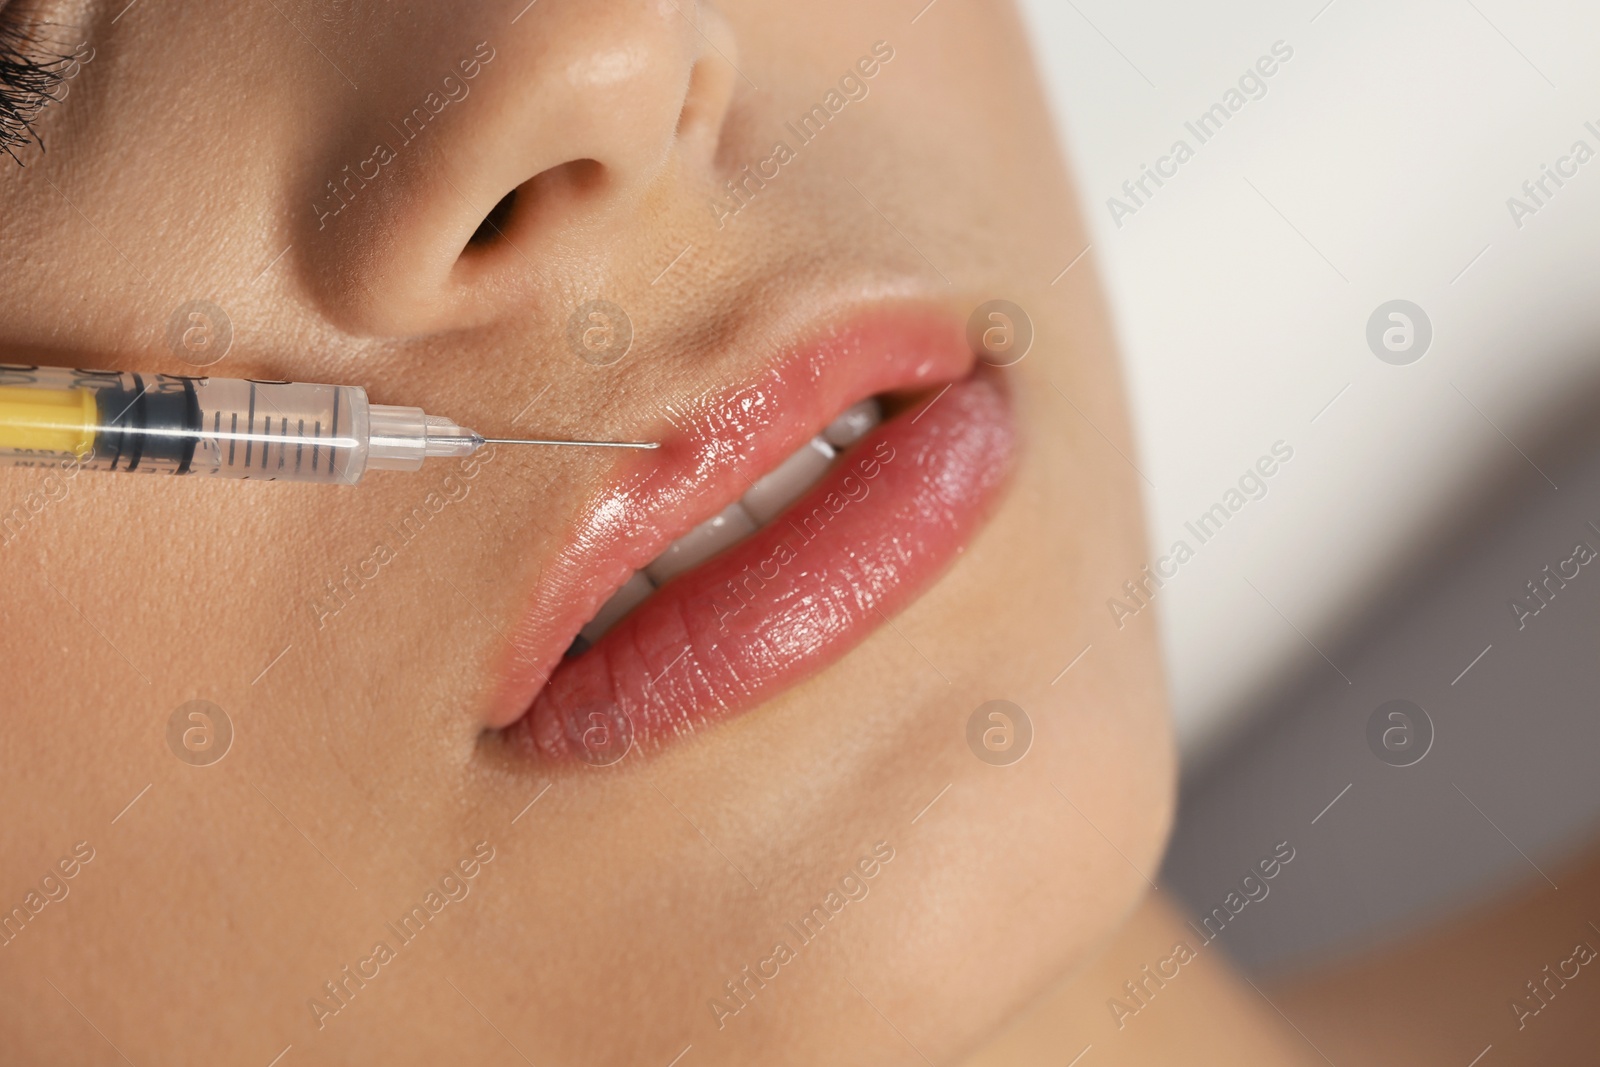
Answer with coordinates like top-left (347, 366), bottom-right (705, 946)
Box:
top-left (480, 437), bottom-right (660, 450)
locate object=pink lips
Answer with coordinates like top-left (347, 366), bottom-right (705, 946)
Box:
top-left (490, 306), bottom-right (1017, 759)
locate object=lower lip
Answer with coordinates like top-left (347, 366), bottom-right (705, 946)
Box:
top-left (504, 370), bottom-right (1017, 762)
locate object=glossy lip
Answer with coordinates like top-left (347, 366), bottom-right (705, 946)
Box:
top-left (487, 302), bottom-right (1017, 757)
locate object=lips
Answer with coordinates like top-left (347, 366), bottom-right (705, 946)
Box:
top-left (491, 305), bottom-right (1017, 760)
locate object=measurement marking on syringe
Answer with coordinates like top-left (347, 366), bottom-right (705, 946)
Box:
top-left (330, 387), bottom-right (341, 473)
top-left (245, 383), bottom-right (257, 468)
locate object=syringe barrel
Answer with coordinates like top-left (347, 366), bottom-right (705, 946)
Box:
top-left (0, 365), bottom-right (371, 484)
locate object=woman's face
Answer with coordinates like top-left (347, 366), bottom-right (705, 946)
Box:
top-left (0, 1), bottom-right (1171, 1062)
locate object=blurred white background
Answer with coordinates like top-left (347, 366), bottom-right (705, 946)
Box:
top-left (1017, 0), bottom-right (1600, 767)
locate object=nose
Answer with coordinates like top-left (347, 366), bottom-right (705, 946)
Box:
top-left (302, 0), bottom-right (739, 336)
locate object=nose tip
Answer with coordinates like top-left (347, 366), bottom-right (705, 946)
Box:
top-left (301, 1), bottom-right (741, 338)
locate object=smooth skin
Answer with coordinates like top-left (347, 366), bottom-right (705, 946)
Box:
top-left (0, 1), bottom-right (1172, 1064)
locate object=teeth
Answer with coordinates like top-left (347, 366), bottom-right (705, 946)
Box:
top-left (823, 398), bottom-right (881, 448)
top-left (578, 570), bottom-right (655, 645)
top-left (645, 502), bottom-right (759, 585)
top-left (578, 404), bottom-right (878, 643)
top-left (740, 436), bottom-right (836, 524)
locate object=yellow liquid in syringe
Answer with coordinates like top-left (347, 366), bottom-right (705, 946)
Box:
top-left (0, 385), bottom-right (98, 457)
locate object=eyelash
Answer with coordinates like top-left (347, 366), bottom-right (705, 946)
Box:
top-left (0, 16), bottom-right (75, 164)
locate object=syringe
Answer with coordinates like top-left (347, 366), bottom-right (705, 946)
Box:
top-left (0, 365), bottom-right (657, 485)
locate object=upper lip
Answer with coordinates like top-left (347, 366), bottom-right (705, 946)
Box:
top-left (482, 296), bottom-right (979, 731)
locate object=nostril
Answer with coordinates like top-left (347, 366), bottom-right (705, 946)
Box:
top-left (469, 189), bottom-right (519, 247)
top-left (525, 157), bottom-right (608, 214)
top-left (675, 6), bottom-right (740, 160)
top-left (462, 159), bottom-right (608, 254)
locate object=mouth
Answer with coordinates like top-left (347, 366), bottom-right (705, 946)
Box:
top-left (492, 303), bottom-right (1017, 762)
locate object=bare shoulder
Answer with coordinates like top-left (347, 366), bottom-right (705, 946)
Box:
top-left (1275, 841), bottom-right (1600, 1066)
